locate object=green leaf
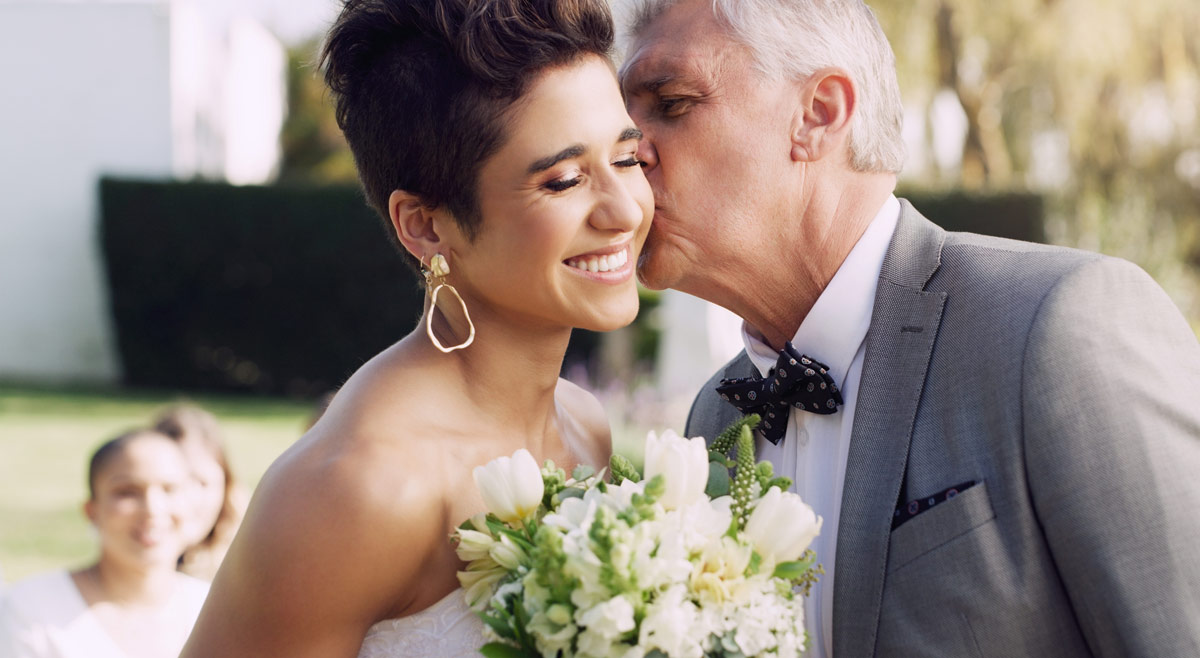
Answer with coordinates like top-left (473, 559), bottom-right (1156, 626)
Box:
top-left (496, 527), bottom-right (536, 552)
top-left (555, 486), bottom-right (585, 502)
top-left (705, 461), bottom-right (731, 497)
top-left (486, 518), bottom-right (510, 537)
top-left (766, 476), bottom-right (793, 492)
top-left (773, 556), bottom-right (816, 580)
top-left (479, 642), bottom-right (536, 658)
top-left (572, 464), bottom-right (596, 480)
top-left (480, 613), bottom-right (516, 640)
top-left (746, 550), bottom-right (763, 576)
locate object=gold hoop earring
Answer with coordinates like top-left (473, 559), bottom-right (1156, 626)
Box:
top-left (422, 253), bottom-right (475, 353)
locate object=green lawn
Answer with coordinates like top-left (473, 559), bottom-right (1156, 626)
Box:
top-left (0, 385), bottom-right (312, 583)
top-left (0, 383), bottom-right (649, 585)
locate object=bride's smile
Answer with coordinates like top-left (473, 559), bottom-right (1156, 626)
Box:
top-left (564, 241), bottom-right (633, 278)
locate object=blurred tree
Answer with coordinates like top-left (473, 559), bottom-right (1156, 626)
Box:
top-left (278, 38), bottom-right (357, 184)
top-left (874, 0), bottom-right (1200, 320)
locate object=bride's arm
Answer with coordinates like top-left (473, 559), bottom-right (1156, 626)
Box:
top-left (180, 433), bottom-right (444, 658)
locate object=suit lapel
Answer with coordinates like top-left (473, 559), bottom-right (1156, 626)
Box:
top-left (832, 201), bottom-right (948, 657)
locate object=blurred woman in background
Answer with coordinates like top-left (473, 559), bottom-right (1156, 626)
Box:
top-left (152, 404), bottom-right (247, 580)
top-left (0, 429), bottom-right (209, 658)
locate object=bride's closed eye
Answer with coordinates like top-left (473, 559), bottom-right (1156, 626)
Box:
top-left (544, 174), bottom-right (583, 193)
top-left (542, 155), bottom-right (643, 193)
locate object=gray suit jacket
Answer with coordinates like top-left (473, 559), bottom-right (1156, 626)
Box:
top-left (685, 201), bottom-right (1200, 657)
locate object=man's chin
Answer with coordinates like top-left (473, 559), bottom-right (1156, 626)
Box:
top-left (635, 253), bottom-right (671, 291)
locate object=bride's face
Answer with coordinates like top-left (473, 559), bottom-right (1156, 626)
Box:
top-left (445, 54), bottom-right (653, 333)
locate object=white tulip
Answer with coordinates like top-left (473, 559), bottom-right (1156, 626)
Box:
top-left (457, 560), bottom-right (506, 610)
top-left (455, 528), bottom-right (496, 562)
top-left (642, 429), bottom-right (710, 510)
top-left (489, 532), bottom-right (527, 570)
top-left (473, 448), bottom-right (545, 524)
top-left (743, 487), bottom-right (822, 564)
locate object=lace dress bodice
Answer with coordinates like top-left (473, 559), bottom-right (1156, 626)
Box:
top-left (357, 589), bottom-right (488, 657)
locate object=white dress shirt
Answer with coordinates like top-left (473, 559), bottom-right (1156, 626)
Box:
top-left (740, 195), bottom-right (900, 658)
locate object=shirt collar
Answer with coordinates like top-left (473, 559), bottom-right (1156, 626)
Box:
top-left (742, 195), bottom-right (901, 383)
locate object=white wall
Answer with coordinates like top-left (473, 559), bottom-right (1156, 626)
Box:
top-left (0, 1), bottom-right (175, 383)
top-left (0, 1), bottom-right (286, 384)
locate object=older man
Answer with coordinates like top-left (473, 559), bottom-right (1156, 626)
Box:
top-left (621, 1), bottom-right (1200, 656)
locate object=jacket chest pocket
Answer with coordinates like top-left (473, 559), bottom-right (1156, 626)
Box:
top-left (887, 481), bottom-right (994, 574)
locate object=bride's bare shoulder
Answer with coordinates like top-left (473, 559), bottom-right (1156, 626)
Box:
top-left (211, 348), bottom-right (461, 618)
top-left (189, 371), bottom-right (454, 656)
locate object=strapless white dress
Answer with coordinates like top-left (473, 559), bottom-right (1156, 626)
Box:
top-left (357, 588), bottom-right (489, 657)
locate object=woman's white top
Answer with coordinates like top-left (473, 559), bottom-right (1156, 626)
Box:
top-left (357, 588), bottom-right (488, 657)
top-left (0, 570), bottom-right (208, 658)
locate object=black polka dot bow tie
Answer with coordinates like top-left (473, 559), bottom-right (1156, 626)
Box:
top-left (715, 342), bottom-right (844, 445)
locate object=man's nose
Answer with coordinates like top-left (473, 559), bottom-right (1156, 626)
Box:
top-left (637, 134), bottom-right (658, 173)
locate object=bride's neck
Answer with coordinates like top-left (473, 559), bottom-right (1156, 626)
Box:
top-left (414, 307), bottom-right (573, 438)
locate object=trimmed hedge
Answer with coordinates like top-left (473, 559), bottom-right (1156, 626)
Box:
top-left (100, 179), bottom-right (1042, 396)
top-left (101, 179), bottom-right (422, 397)
top-left (898, 188), bottom-right (1044, 243)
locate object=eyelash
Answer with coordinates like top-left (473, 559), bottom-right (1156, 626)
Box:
top-left (543, 157), bottom-right (643, 193)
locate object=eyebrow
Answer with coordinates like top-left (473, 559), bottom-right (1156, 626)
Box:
top-left (526, 128), bottom-right (645, 175)
top-left (621, 72), bottom-right (676, 96)
top-left (528, 145), bottom-right (586, 174)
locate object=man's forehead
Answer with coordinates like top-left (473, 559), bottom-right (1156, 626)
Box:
top-left (621, 39), bottom-right (724, 94)
top-left (620, 0), bottom-right (727, 91)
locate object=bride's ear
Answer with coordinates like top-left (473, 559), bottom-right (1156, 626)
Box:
top-left (389, 189), bottom-right (451, 266)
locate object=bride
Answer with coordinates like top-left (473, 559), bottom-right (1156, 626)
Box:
top-left (179, 0), bottom-right (652, 656)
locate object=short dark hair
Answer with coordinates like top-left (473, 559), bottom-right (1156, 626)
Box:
top-left (87, 429), bottom-right (174, 500)
top-left (322, 0), bottom-right (615, 269)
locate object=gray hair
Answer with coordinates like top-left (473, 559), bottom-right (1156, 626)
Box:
top-left (627, 0), bottom-right (905, 174)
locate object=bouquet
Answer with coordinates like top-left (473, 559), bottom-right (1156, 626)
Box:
top-left (453, 415), bottom-right (823, 658)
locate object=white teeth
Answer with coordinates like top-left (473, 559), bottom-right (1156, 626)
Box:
top-left (567, 248), bottom-right (628, 273)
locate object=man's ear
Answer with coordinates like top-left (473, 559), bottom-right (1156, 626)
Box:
top-left (83, 500), bottom-right (96, 524)
top-left (389, 189), bottom-right (450, 267)
top-left (790, 68), bottom-right (856, 164)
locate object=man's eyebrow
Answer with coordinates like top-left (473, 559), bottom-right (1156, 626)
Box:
top-left (622, 72), bottom-right (675, 95)
top-left (527, 145), bottom-right (586, 174)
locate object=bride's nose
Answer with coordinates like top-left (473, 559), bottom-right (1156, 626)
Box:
top-left (588, 175), bottom-right (645, 233)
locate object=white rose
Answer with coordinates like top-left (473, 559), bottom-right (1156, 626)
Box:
top-left (642, 429), bottom-right (709, 510)
top-left (743, 487), bottom-right (822, 564)
top-left (474, 448), bottom-right (544, 524)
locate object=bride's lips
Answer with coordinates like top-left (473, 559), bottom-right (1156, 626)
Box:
top-left (563, 242), bottom-right (634, 283)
